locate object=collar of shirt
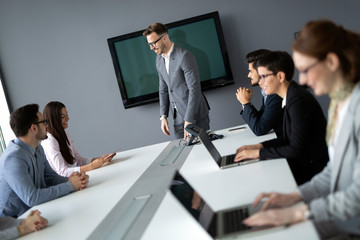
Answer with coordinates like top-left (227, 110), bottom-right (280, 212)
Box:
top-left (14, 138), bottom-right (36, 155)
top-left (162, 43), bottom-right (174, 74)
top-left (261, 89), bottom-right (267, 98)
top-left (282, 95), bottom-right (287, 108)
top-left (162, 43), bottom-right (174, 60)
top-left (261, 89), bottom-right (267, 103)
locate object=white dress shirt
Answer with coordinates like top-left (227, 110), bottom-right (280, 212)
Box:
top-left (41, 132), bottom-right (90, 177)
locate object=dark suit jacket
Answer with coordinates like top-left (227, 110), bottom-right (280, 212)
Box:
top-left (241, 93), bottom-right (283, 137)
top-left (260, 81), bottom-right (329, 185)
top-left (156, 45), bottom-right (209, 127)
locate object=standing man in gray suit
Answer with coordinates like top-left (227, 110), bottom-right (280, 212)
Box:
top-left (143, 23), bottom-right (210, 140)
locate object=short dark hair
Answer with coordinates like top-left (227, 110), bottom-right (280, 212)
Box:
top-left (10, 104), bottom-right (39, 137)
top-left (256, 51), bottom-right (294, 81)
top-left (143, 22), bottom-right (168, 36)
top-left (245, 49), bottom-right (271, 63)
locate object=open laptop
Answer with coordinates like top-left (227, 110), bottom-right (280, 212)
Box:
top-left (169, 171), bottom-right (284, 239)
top-left (185, 124), bottom-right (259, 169)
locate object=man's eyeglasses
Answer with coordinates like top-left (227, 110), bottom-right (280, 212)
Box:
top-left (34, 119), bottom-right (48, 125)
top-left (148, 34), bottom-right (166, 48)
top-left (259, 73), bottom-right (276, 81)
top-left (298, 61), bottom-right (320, 75)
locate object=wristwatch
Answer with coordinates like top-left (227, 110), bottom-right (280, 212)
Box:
top-left (160, 115), bottom-right (167, 121)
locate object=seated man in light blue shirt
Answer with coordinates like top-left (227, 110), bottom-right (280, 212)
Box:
top-left (0, 104), bottom-right (89, 217)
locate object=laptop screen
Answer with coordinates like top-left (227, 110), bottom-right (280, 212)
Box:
top-left (169, 171), bottom-right (217, 237)
top-left (198, 129), bottom-right (222, 164)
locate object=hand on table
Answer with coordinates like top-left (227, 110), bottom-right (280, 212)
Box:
top-left (252, 191), bottom-right (303, 211)
top-left (184, 121), bottom-right (192, 140)
top-left (234, 144), bottom-right (263, 162)
top-left (18, 210), bottom-right (48, 236)
top-left (69, 172), bottom-right (89, 191)
top-left (243, 204), bottom-right (307, 227)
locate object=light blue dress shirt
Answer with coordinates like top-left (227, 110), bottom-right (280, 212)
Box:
top-left (0, 138), bottom-right (74, 217)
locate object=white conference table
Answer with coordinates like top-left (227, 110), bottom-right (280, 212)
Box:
top-left (20, 141), bottom-right (170, 240)
top-left (141, 126), bottom-right (319, 240)
top-left (19, 125), bottom-right (319, 239)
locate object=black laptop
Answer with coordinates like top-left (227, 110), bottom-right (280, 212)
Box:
top-left (186, 124), bottom-right (259, 169)
top-left (169, 171), bottom-right (282, 239)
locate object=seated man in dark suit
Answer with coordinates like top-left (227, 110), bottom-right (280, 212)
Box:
top-left (234, 51), bottom-right (329, 185)
top-left (236, 49), bottom-right (283, 137)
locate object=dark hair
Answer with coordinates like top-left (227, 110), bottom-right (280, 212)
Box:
top-left (10, 104), bottom-right (39, 137)
top-left (43, 101), bottom-right (74, 165)
top-left (143, 22), bottom-right (168, 36)
top-left (256, 51), bottom-right (294, 81)
top-left (292, 20), bottom-right (360, 83)
top-left (245, 49), bottom-right (271, 69)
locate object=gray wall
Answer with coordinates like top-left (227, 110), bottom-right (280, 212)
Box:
top-left (0, 0), bottom-right (358, 157)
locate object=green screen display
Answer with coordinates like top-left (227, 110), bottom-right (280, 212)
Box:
top-left (108, 12), bottom-right (233, 108)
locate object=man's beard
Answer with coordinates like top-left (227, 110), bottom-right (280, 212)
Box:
top-left (251, 82), bottom-right (259, 87)
top-left (36, 130), bottom-right (48, 141)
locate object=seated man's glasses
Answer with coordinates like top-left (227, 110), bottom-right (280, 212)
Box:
top-left (34, 119), bottom-right (48, 125)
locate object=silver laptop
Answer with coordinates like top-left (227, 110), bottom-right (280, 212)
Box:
top-left (186, 124), bottom-right (259, 169)
top-left (169, 171), bottom-right (283, 239)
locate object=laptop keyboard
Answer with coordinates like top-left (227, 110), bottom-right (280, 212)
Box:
top-left (223, 208), bottom-right (251, 234)
top-left (225, 155), bottom-right (235, 165)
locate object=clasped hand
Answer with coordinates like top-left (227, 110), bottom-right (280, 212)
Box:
top-left (236, 87), bottom-right (252, 104)
top-left (69, 172), bottom-right (89, 191)
top-left (18, 210), bottom-right (48, 236)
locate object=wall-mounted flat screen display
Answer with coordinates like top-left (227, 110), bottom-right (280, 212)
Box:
top-left (108, 11), bottom-right (233, 109)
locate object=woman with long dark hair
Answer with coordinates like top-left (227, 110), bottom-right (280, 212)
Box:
top-left (241, 20), bottom-right (360, 239)
top-left (42, 101), bottom-right (115, 177)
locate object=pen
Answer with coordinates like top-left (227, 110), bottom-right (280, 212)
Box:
top-left (228, 127), bottom-right (246, 132)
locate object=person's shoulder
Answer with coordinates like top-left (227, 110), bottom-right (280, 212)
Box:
top-left (41, 133), bottom-right (59, 147)
top-left (349, 82), bottom-right (360, 116)
top-left (267, 93), bottom-right (282, 102)
top-left (0, 141), bottom-right (29, 170)
top-left (288, 81), bottom-right (314, 100)
top-left (174, 45), bottom-right (186, 52)
top-left (173, 45), bottom-right (191, 57)
top-left (36, 143), bottom-right (46, 155)
top-left (43, 132), bottom-right (54, 140)
top-left (2, 140), bottom-right (24, 158)
top-left (351, 82), bottom-right (360, 103)
top-left (288, 81), bottom-right (301, 93)
top-left (155, 54), bottom-right (162, 61)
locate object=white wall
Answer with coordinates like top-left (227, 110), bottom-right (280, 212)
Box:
top-left (0, 0), bottom-right (358, 157)
top-left (0, 79), bottom-right (15, 147)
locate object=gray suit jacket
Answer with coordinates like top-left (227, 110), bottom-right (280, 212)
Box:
top-left (299, 82), bottom-right (360, 237)
top-left (156, 45), bottom-right (209, 124)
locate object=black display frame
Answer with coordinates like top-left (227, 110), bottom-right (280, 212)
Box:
top-left (107, 11), bottom-right (233, 109)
